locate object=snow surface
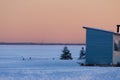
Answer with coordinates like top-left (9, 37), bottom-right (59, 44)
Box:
top-left (0, 59), bottom-right (120, 80)
top-left (0, 45), bottom-right (120, 80)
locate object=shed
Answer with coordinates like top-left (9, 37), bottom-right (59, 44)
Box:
top-left (83, 26), bottom-right (120, 65)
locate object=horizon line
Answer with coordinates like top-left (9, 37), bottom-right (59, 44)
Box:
top-left (0, 42), bottom-right (85, 45)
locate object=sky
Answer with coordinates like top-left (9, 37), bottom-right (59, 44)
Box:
top-left (0, 0), bottom-right (120, 43)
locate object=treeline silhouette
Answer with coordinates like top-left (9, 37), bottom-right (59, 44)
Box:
top-left (0, 42), bottom-right (85, 45)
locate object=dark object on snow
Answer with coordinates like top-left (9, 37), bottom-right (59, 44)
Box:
top-left (29, 57), bottom-right (31, 60)
top-left (22, 57), bottom-right (25, 60)
top-left (52, 58), bottom-right (55, 60)
top-left (60, 46), bottom-right (73, 60)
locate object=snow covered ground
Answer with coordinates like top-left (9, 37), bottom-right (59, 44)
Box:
top-left (0, 59), bottom-right (120, 80)
top-left (0, 45), bottom-right (120, 80)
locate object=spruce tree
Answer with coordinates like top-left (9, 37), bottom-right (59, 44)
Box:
top-left (60, 46), bottom-right (72, 60)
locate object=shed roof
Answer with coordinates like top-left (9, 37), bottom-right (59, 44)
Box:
top-left (83, 26), bottom-right (120, 35)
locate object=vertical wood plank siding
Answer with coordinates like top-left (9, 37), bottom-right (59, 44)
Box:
top-left (86, 29), bottom-right (113, 64)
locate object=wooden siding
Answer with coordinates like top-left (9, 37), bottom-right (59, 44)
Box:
top-left (86, 29), bottom-right (113, 64)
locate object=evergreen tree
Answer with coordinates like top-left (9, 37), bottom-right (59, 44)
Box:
top-left (60, 46), bottom-right (73, 60)
top-left (78, 47), bottom-right (86, 59)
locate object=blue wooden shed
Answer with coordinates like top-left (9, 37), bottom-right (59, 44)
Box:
top-left (83, 26), bottom-right (120, 65)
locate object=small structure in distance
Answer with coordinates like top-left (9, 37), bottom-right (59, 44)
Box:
top-left (83, 25), bottom-right (120, 66)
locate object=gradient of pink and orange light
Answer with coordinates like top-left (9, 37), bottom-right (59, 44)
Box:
top-left (0, 0), bottom-right (120, 43)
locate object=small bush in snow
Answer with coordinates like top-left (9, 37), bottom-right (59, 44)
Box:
top-left (60, 46), bottom-right (73, 60)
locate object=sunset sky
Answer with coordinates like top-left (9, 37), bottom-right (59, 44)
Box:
top-left (0, 0), bottom-right (120, 43)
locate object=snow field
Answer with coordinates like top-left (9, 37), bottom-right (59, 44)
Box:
top-left (0, 59), bottom-right (120, 80)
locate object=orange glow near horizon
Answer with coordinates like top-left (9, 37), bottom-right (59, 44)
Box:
top-left (0, 0), bottom-right (120, 43)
